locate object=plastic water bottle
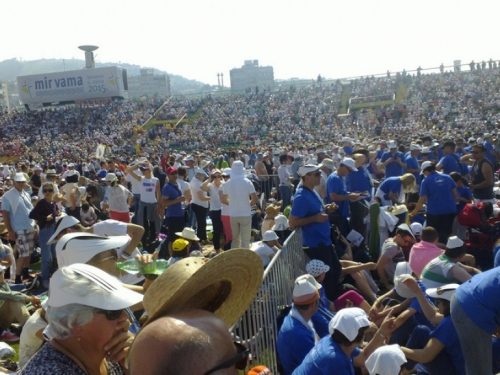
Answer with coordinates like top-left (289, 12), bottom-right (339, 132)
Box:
top-left (116, 259), bottom-right (169, 275)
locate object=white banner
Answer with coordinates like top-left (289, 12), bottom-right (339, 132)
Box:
top-left (17, 67), bottom-right (127, 107)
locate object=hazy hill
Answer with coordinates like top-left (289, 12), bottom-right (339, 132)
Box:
top-left (0, 58), bottom-right (216, 95)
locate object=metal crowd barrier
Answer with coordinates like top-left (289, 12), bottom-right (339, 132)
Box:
top-left (230, 228), bottom-right (306, 373)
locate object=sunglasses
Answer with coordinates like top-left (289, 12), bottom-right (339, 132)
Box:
top-left (471, 151), bottom-right (482, 154)
top-left (43, 189), bottom-right (54, 193)
top-left (204, 342), bottom-right (250, 375)
top-left (307, 172), bottom-right (321, 177)
top-left (96, 309), bottom-right (124, 321)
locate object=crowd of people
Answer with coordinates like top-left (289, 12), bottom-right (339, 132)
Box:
top-left (0, 65), bottom-right (499, 374)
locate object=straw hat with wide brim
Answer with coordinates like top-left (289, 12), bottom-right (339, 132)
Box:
top-left (143, 249), bottom-right (263, 328)
top-left (175, 227), bottom-right (200, 242)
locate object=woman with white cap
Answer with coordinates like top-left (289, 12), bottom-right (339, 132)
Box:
top-left (22, 264), bottom-right (143, 374)
top-left (401, 280), bottom-right (464, 375)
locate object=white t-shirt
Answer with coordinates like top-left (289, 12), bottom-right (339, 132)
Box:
top-left (126, 170), bottom-right (143, 194)
top-left (178, 179), bottom-right (191, 194)
top-left (93, 219), bottom-right (128, 236)
top-left (190, 178), bottom-right (209, 208)
top-left (208, 183), bottom-right (222, 211)
top-left (19, 309), bottom-right (47, 369)
top-left (139, 177), bottom-right (159, 203)
top-left (251, 241), bottom-right (275, 267)
top-left (104, 185), bottom-right (133, 213)
top-left (221, 177), bottom-right (256, 217)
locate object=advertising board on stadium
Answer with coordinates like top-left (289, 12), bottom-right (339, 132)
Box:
top-left (17, 66), bottom-right (128, 109)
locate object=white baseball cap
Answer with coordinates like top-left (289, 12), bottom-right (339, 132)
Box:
top-left (328, 307), bottom-right (370, 341)
top-left (340, 158), bottom-right (358, 172)
top-left (421, 161), bottom-right (434, 171)
top-left (13, 173), bottom-right (27, 182)
top-left (410, 222), bottom-right (423, 236)
top-left (410, 144), bottom-right (422, 151)
top-left (48, 263), bottom-right (143, 309)
top-left (394, 274), bottom-right (415, 298)
top-left (56, 233), bottom-right (129, 267)
top-left (298, 164), bottom-right (321, 177)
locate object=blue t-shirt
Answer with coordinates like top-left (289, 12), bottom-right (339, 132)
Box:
top-left (484, 141), bottom-right (496, 163)
top-left (291, 186), bottom-right (331, 247)
top-left (438, 154), bottom-right (462, 175)
top-left (381, 151), bottom-right (405, 178)
top-left (343, 146), bottom-right (353, 156)
top-left (346, 165), bottom-right (372, 200)
top-left (161, 181), bottom-right (184, 217)
top-left (430, 316), bottom-right (466, 375)
top-left (277, 311), bottom-right (316, 375)
top-left (378, 177), bottom-right (402, 201)
top-left (405, 155), bottom-right (421, 185)
top-left (292, 336), bottom-right (361, 375)
top-left (311, 287), bottom-right (333, 338)
top-left (420, 172), bottom-right (457, 215)
top-left (326, 173), bottom-right (349, 218)
top-left (456, 186), bottom-right (473, 212)
top-left (456, 267), bottom-right (500, 334)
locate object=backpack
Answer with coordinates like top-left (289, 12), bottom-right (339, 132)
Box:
top-left (458, 202), bottom-right (484, 228)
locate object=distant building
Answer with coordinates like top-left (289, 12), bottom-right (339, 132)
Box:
top-left (127, 69), bottom-right (171, 98)
top-left (230, 60), bottom-right (274, 92)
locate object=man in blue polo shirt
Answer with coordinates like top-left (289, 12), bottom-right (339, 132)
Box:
top-left (405, 144), bottom-right (422, 187)
top-left (326, 158), bottom-right (360, 237)
top-left (160, 166), bottom-right (186, 256)
top-left (290, 164), bottom-right (341, 301)
top-left (378, 140), bottom-right (406, 178)
top-left (410, 162), bottom-right (458, 244)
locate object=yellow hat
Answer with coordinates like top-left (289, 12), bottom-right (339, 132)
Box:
top-left (172, 239), bottom-right (189, 252)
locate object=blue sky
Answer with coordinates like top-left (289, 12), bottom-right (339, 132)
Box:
top-left (3, 0), bottom-right (498, 85)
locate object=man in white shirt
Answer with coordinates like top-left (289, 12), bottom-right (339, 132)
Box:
top-left (220, 161), bottom-right (258, 249)
top-left (251, 230), bottom-right (282, 267)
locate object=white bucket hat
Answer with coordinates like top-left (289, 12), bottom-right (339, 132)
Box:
top-left (305, 259), bottom-right (330, 277)
top-left (262, 230), bottom-right (279, 242)
top-left (272, 214), bottom-right (289, 231)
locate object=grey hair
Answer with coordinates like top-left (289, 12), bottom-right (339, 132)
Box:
top-left (45, 266), bottom-right (109, 340)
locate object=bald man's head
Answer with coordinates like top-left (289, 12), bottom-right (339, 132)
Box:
top-left (129, 310), bottom-right (239, 375)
